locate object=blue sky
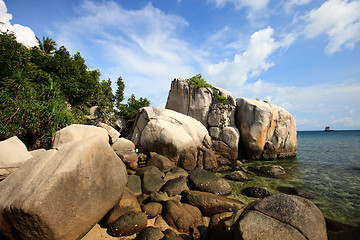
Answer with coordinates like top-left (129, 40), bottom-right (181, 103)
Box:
top-left (1, 0), bottom-right (360, 130)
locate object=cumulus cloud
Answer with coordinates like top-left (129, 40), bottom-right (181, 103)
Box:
top-left (0, 0), bottom-right (37, 47)
top-left (206, 27), bottom-right (294, 90)
top-left (304, 0), bottom-right (360, 54)
top-left (55, 1), bottom-right (204, 105)
top-left (237, 79), bottom-right (360, 130)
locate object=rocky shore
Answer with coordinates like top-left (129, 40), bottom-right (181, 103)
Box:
top-left (0, 78), bottom-right (345, 239)
top-left (0, 123), bottom-right (328, 240)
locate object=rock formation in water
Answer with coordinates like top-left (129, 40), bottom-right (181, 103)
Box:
top-left (165, 78), bottom-right (297, 160)
top-left (166, 78), bottom-right (240, 161)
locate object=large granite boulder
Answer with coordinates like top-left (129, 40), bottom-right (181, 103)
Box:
top-left (165, 78), bottom-right (239, 160)
top-left (165, 78), bottom-right (212, 127)
top-left (236, 97), bottom-right (297, 160)
top-left (0, 136), bottom-right (128, 240)
top-left (130, 107), bottom-right (216, 170)
top-left (51, 124), bottom-right (109, 148)
top-left (234, 193), bottom-right (327, 240)
top-left (97, 122), bottom-right (120, 144)
top-left (0, 136), bottom-right (33, 179)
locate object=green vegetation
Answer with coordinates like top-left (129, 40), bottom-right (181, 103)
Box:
top-left (189, 74), bottom-right (232, 105)
top-left (118, 94), bottom-right (150, 134)
top-left (256, 97), bottom-right (269, 104)
top-left (0, 31), bottom-right (149, 149)
top-left (189, 74), bottom-right (212, 88)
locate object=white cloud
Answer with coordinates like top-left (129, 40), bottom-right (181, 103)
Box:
top-left (55, 1), bottom-right (204, 105)
top-left (208, 0), bottom-right (268, 10)
top-left (236, 79), bottom-right (360, 130)
top-left (284, 0), bottom-right (313, 13)
top-left (0, 0), bottom-right (37, 47)
top-left (208, 0), bottom-right (269, 21)
top-left (206, 27), bottom-right (293, 90)
top-left (304, 0), bottom-right (360, 54)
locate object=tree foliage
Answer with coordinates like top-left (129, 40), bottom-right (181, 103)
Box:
top-left (0, 32), bottom-right (76, 148)
top-left (0, 31), bottom-right (151, 148)
top-left (115, 76), bottom-right (125, 109)
top-left (97, 79), bottom-right (114, 122)
top-left (118, 94), bottom-right (150, 134)
top-left (36, 36), bottom-right (57, 55)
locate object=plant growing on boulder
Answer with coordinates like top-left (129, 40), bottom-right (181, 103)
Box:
top-left (189, 74), bottom-right (231, 105)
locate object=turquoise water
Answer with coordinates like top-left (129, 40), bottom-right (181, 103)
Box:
top-left (227, 130), bottom-right (360, 227)
top-left (295, 130), bottom-right (360, 227)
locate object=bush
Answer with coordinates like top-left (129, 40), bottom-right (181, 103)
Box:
top-left (0, 70), bottom-right (76, 149)
top-left (118, 94), bottom-right (150, 135)
top-left (189, 74), bottom-right (231, 105)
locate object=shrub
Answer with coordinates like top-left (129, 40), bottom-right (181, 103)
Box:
top-left (188, 74), bottom-right (231, 105)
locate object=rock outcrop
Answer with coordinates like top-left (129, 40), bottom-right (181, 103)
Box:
top-left (234, 193), bottom-right (327, 240)
top-left (130, 107), bottom-right (216, 170)
top-left (0, 136), bottom-right (33, 179)
top-left (166, 78), bottom-right (239, 161)
top-left (165, 78), bottom-right (298, 161)
top-left (236, 97), bottom-right (297, 160)
top-left (51, 124), bottom-right (109, 148)
top-left (0, 136), bottom-right (128, 240)
top-left (165, 78), bottom-right (212, 128)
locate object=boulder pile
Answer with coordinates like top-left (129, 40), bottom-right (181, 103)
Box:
top-left (0, 79), bottom-right (324, 240)
top-left (165, 78), bottom-right (297, 161)
top-left (0, 122), bottom-right (327, 240)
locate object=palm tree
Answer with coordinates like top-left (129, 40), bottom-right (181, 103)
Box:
top-left (36, 36), bottom-right (57, 55)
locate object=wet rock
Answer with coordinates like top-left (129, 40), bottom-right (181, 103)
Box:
top-left (164, 167), bottom-right (189, 181)
top-left (251, 164), bottom-right (286, 177)
top-left (135, 226), bottom-right (164, 240)
top-left (234, 193), bottom-right (327, 240)
top-left (161, 177), bottom-right (189, 196)
top-left (226, 170), bottom-right (252, 181)
top-left (182, 190), bottom-right (244, 216)
top-left (142, 202), bottom-right (163, 219)
top-left (242, 187), bottom-right (272, 198)
top-left (109, 211), bottom-right (147, 237)
top-left (189, 168), bottom-right (232, 195)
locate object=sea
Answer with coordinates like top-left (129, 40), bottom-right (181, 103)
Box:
top-left (227, 130), bottom-right (360, 227)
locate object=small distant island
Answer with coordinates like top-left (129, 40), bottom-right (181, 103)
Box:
top-left (324, 126), bottom-right (335, 132)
